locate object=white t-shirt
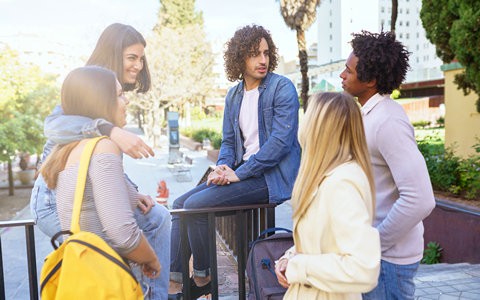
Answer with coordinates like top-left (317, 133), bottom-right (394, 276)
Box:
top-left (239, 88), bottom-right (260, 161)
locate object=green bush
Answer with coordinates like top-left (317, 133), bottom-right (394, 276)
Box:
top-left (210, 132), bottom-right (222, 149)
top-left (191, 128), bottom-right (218, 143)
top-left (421, 241), bottom-right (442, 264)
top-left (436, 116), bottom-right (445, 127)
top-left (412, 120), bottom-right (431, 129)
top-left (418, 135), bottom-right (480, 200)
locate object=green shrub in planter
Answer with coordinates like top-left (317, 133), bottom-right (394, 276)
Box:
top-left (421, 241), bottom-right (442, 264)
top-left (211, 132), bottom-right (222, 149)
top-left (412, 120), bottom-right (431, 129)
top-left (191, 128), bottom-right (219, 143)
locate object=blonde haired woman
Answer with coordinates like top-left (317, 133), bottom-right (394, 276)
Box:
top-left (275, 92), bottom-right (380, 299)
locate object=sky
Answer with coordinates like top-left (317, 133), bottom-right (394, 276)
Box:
top-left (0, 0), bottom-right (318, 69)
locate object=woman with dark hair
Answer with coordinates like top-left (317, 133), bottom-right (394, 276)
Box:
top-left (41, 65), bottom-right (160, 286)
top-left (31, 23), bottom-right (171, 299)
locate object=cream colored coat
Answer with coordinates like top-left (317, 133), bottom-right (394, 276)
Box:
top-left (283, 162), bottom-right (380, 300)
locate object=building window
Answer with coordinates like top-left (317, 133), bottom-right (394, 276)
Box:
top-left (416, 44), bottom-right (419, 50)
top-left (381, 6), bottom-right (385, 13)
top-left (416, 57), bottom-right (419, 63)
top-left (399, 21), bottom-right (403, 26)
top-left (417, 32), bottom-right (420, 38)
top-left (399, 33), bottom-right (403, 38)
top-left (329, 34), bottom-right (332, 40)
top-left (406, 8), bottom-right (410, 14)
top-left (400, 8), bottom-right (403, 14)
top-left (329, 22), bottom-right (332, 28)
top-left (406, 33), bottom-right (410, 39)
top-left (406, 21), bottom-right (410, 27)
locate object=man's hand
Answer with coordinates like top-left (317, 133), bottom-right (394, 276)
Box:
top-left (206, 165), bottom-right (240, 186)
top-left (110, 127), bottom-right (154, 159)
top-left (275, 258), bottom-right (290, 288)
top-left (137, 194), bottom-right (155, 214)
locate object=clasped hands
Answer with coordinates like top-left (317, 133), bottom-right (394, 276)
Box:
top-left (206, 164), bottom-right (240, 186)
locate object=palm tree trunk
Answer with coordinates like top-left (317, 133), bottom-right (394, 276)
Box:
top-left (296, 29), bottom-right (310, 110)
top-left (391, 0), bottom-right (398, 33)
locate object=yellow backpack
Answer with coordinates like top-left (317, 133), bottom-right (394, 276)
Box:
top-left (40, 137), bottom-right (144, 299)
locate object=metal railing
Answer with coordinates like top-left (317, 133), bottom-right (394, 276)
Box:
top-left (170, 202), bottom-right (276, 300)
top-left (0, 219), bottom-right (38, 300)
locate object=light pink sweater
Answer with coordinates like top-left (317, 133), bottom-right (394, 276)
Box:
top-left (361, 93), bottom-right (435, 264)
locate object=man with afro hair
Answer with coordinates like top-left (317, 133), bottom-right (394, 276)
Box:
top-left (340, 31), bottom-right (435, 299)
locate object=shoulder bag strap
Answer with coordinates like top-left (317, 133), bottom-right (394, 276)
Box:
top-left (70, 136), bottom-right (107, 233)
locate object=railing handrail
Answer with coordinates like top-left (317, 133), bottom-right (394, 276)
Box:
top-left (0, 219), bottom-right (35, 228)
top-left (169, 202), bottom-right (276, 215)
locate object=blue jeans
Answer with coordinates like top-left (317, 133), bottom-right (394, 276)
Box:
top-left (362, 260), bottom-right (419, 300)
top-left (30, 175), bottom-right (171, 300)
top-left (170, 177), bottom-right (269, 283)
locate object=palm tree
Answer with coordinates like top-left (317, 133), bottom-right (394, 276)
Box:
top-left (279, 0), bottom-right (321, 110)
top-left (391, 0), bottom-right (398, 33)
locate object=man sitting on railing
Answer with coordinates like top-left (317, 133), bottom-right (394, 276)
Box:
top-left (168, 24), bottom-right (301, 300)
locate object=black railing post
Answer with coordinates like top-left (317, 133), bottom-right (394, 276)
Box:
top-left (0, 236), bottom-right (5, 299)
top-left (25, 224), bottom-right (38, 300)
top-left (236, 210), bottom-right (246, 299)
top-left (179, 215), bottom-right (191, 300)
top-left (208, 213), bottom-right (218, 300)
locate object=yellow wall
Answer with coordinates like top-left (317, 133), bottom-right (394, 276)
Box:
top-left (443, 63), bottom-right (480, 157)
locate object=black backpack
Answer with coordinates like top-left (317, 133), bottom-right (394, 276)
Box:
top-left (247, 227), bottom-right (294, 300)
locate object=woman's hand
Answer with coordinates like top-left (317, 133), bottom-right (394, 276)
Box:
top-left (142, 259), bottom-right (161, 279)
top-left (137, 194), bottom-right (155, 214)
top-left (110, 127), bottom-right (154, 159)
top-left (275, 258), bottom-right (290, 288)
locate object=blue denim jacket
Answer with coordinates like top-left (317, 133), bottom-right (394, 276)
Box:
top-left (40, 106), bottom-right (138, 190)
top-left (217, 72), bottom-right (301, 203)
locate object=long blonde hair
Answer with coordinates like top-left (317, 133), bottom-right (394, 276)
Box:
top-left (291, 92), bottom-right (375, 220)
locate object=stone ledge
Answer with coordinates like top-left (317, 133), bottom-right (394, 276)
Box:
top-left (179, 135), bottom-right (202, 151)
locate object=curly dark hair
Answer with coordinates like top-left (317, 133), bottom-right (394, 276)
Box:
top-left (224, 24), bottom-right (278, 82)
top-left (350, 31), bottom-right (410, 94)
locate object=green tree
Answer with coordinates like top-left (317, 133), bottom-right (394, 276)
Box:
top-left (129, 0), bottom-right (215, 147)
top-left (279, 0), bottom-right (321, 110)
top-left (0, 46), bottom-right (58, 195)
top-left (421, 0), bottom-right (480, 112)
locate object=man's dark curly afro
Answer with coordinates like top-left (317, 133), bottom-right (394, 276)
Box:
top-left (223, 24), bottom-right (278, 82)
top-left (351, 31), bottom-right (410, 94)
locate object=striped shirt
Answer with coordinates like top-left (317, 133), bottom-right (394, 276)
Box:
top-left (56, 153), bottom-right (141, 256)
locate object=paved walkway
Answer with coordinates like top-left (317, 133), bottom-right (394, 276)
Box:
top-left (1, 135), bottom-right (479, 299)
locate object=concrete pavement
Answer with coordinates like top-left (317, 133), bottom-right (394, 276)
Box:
top-left (1, 135), bottom-right (479, 299)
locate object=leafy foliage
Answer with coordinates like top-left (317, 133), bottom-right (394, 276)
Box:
top-left (420, 0), bottom-right (480, 112)
top-left (129, 0), bottom-right (215, 147)
top-left (0, 47), bottom-right (58, 162)
top-left (421, 241), bottom-right (442, 264)
top-left (418, 135), bottom-right (480, 200)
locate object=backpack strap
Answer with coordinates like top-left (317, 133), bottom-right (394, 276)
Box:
top-left (257, 227), bottom-right (292, 240)
top-left (70, 136), bottom-right (107, 233)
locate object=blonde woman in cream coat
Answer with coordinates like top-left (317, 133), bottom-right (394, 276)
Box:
top-left (275, 92), bottom-right (381, 299)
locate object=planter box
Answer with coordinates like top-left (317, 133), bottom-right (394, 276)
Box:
top-left (423, 198), bottom-right (480, 263)
top-left (179, 135), bottom-right (202, 151)
top-left (207, 149), bottom-right (219, 163)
